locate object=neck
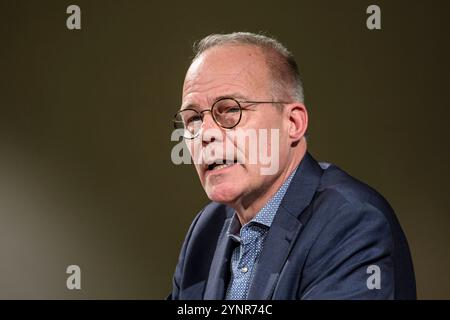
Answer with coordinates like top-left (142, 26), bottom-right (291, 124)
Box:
top-left (233, 142), bottom-right (307, 226)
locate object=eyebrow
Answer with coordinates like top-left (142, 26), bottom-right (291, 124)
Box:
top-left (180, 93), bottom-right (249, 111)
top-left (180, 102), bottom-right (200, 111)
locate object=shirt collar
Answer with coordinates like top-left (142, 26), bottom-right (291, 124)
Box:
top-left (226, 166), bottom-right (298, 239)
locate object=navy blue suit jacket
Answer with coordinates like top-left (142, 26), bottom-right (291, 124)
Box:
top-left (169, 152), bottom-right (416, 299)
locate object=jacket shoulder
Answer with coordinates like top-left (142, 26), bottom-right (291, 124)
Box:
top-left (318, 162), bottom-right (393, 211)
top-left (298, 162), bottom-right (416, 299)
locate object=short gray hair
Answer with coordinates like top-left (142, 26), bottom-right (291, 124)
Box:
top-left (192, 32), bottom-right (304, 103)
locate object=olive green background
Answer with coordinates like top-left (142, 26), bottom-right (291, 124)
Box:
top-left (0, 0), bottom-right (449, 299)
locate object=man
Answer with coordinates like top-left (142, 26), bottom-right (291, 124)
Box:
top-left (169, 32), bottom-right (416, 299)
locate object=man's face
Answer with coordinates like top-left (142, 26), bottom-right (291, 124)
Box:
top-left (181, 45), bottom-right (290, 206)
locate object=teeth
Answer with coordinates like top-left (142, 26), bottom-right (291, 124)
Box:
top-left (212, 163), bottom-right (234, 171)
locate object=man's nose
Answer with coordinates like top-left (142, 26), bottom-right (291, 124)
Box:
top-left (200, 112), bottom-right (223, 145)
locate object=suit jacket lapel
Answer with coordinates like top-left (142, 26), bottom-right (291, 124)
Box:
top-left (203, 215), bottom-right (235, 299)
top-left (247, 152), bottom-right (323, 299)
top-left (246, 205), bottom-right (302, 299)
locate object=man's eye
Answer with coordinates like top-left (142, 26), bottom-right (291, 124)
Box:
top-left (225, 107), bottom-right (240, 113)
top-left (185, 115), bottom-right (202, 124)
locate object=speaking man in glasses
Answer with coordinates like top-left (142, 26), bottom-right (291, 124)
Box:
top-left (169, 32), bottom-right (416, 300)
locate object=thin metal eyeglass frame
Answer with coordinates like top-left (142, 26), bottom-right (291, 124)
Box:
top-left (173, 97), bottom-right (290, 139)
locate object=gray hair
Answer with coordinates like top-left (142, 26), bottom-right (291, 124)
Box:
top-left (192, 32), bottom-right (304, 103)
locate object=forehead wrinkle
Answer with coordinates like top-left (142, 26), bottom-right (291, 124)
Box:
top-left (183, 80), bottom-right (239, 99)
top-left (183, 75), bottom-right (249, 99)
top-left (183, 67), bottom-right (265, 99)
top-left (181, 84), bottom-right (249, 111)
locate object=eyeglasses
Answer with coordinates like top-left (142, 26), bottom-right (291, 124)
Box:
top-left (173, 97), bottom-right (289, 139)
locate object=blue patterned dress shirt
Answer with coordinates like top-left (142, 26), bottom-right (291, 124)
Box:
top-left (225, 168), bottom-right (297, 300)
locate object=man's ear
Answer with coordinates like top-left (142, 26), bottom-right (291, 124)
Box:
top-left (286, 103), bottom-right (308, 142)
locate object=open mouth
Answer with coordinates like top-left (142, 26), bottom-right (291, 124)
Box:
top-left (207, 159), bottom-right (238, 172)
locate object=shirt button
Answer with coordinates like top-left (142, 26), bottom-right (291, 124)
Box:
top-left (241, 266), bottom-right (248, 273)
